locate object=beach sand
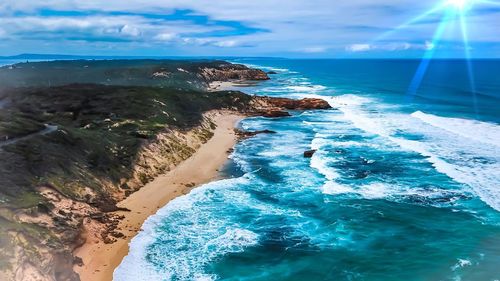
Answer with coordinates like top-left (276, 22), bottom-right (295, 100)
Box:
top-left (74, 113), bottom-right (244, 281)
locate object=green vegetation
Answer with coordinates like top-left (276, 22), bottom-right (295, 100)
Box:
top-left (0, 59), bottom-right (250, 90)
top-left (0, 84), bottom-right (252, 209)
top-left (0, 59), bottom-right (269, 279)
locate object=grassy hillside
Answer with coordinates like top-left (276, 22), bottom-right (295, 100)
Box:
top-left (0, 59), bottom-right (268, 90)
top-left (0, 60), bottom-right (329, 280)
top-left (0, 82), bottom-right (255, 280)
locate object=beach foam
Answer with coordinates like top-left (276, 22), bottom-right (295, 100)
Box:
top-left (412, 110), bottom-right (500, 147)
top-left (114, 178), bottom-right (260, 281)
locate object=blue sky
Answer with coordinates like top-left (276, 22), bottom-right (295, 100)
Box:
top-left (0, 0), bottom-right (499, 58)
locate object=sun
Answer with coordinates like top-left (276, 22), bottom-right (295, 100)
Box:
top-left (447, 0), bottom-right (470, 10)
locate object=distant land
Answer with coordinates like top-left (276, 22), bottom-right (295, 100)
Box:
top-left (0, 54), bottom-right (286, 61)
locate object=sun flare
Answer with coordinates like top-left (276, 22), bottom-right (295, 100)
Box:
top-left (447, 0), bottom-right (470, 10)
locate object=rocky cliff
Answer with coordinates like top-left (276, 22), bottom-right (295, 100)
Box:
top-left (0, 61), bottom-right (328, 281)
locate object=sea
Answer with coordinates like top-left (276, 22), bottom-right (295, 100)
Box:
top-left (100, 59), bottom-right (500, 280)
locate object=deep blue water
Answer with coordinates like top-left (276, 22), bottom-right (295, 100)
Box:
top-left (115, 59), bottom-right (500, 281)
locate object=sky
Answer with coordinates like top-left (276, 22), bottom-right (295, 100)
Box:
top-left (0, 0), bottom-right (499, 58)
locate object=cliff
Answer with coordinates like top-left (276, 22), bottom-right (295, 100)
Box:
top-left (0, 61), bottom-right (329, 281)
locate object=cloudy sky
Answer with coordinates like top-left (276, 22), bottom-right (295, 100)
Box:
top-left (0, 0), bottom-right (499, 58)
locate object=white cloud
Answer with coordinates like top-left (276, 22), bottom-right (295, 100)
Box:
top-left (347, 42), bottom-right (439, 52)
top-left (0, 0), bottom-right (498, 56)
top-left (347, 44), bottom-right (371, 52)
top-left (120, 24), bottom-right (141, 37)
top-left (212, 40), bottom-right (238, 47)
top-left (300, 46), bottom-right (328, 53)
top-left (154, 32), bottom-right (177, 41)
top-left (425, 40), bottom-right (435, 50)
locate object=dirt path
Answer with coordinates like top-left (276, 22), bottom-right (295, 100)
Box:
top-left (0, 124), bottom-right (58, 148)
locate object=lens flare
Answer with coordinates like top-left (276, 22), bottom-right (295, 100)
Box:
top-left (448, 0), bottom-right (469, 9)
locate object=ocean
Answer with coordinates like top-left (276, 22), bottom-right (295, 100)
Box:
top-left (115, 59), bottom-right (500, 281)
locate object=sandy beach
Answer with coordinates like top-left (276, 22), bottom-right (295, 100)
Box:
top-left (74, 113), bottom-right (244, 281)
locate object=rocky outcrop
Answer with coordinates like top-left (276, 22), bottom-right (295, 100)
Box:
top-left (235, 129), bottom-right (277, 139)
top-left (259, 97), bottom-right (332, 110)
top-left (247, 97), bottom-right (332, 118)
top-left (304, 149), bottom-right (317, 158)
top-left (260, 110), bottom-right (292, 118)
top-left (199, 63), bottom-right (270, 82)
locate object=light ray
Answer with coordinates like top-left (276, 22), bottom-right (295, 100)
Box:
top-left (376, 3), bottom-right (447, 41)
top-left (458, 11), bottom-right (479, 115)
top-left (476, 0), bottom-right (500, 5)
top-left (406, 10), bottom-right (454, 98)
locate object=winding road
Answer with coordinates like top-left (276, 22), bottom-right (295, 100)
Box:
top-left (0, 124), bottom-right (58, 149)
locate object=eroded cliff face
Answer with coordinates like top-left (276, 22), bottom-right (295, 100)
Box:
top-left (0, 112), bottom-right (226, 281)
top-left (198, 63), bottom-right (270, 82)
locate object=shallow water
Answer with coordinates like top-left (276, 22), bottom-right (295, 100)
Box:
top-left (115, 59), bottom-right (500, 281)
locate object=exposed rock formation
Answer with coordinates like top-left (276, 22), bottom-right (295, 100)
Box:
top-left (199, 63), bottom-right (270, 82)
top-left (260, 110), bottom-right (292, 118)
top-left (259, 97), bottom-right (332, 110)
top-left (247, 97), bottom-right (332, 118)
top-left (304, 149), bottom-right (317, 158)
top-left (234, 129), bottom-right (277, 139)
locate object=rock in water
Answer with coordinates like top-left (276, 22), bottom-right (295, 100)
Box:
top-left (261, 110), bottom-right (292, 118)
top-left (235, 129), bottom-right (277, 138)
top-left (304, 149), bottom-right (317, 158)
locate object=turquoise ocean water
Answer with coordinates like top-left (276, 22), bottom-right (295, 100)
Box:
top-left (115, 59), bottom-right (500, 281)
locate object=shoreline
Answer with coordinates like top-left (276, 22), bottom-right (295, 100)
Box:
top-left (74, 112), bottom-right (244, 281)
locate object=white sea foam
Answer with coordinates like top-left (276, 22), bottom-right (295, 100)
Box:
top-left (320, 94), bottom-right (500, 211)
top-left (234, 62), bottom-right (290, 73)
top-left (323, 182), bottom-right (399, 199)
top-left (114, 177), bottom-right (260, 281)
top-left (412, 111), bottom-right (500, 147)
top-left (322, 181), bottom-right (467, 205)
top-left (285, 85), bottom-right (327, 93)
top-left (451, 258), bottom-right (472, 271)
top-left (310, 152), bottom-right (340, 181)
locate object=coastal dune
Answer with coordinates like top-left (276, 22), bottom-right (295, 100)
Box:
top-left (74, 112), bottom-right (243, 281)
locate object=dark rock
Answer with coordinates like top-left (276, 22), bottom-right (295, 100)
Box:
top-left (115, 207), bottom-right (131, 212)
top-left (130, 131), bottom-right (149, 139)
top-left (303, 149), bottom-right (317, 158)
top-left (90, 213), bottom-right (106, 223)
top-left (235, 129), bottom-right (277, 138)
top-left (37, 203), bottom-right (52, 214)
top-left (260, 110), bottom-right (291, 118)
top-left (110, 231), bottom-right (125, 238)
top-left (267, 71), bottom-right (278, 74)
top-left (103, 237), bottom-right (116, 244)
top-left (73, 256), bottom-right (84, 267)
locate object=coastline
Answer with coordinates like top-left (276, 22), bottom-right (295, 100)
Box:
top-left (74, 112), bottom-right (244, 281)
